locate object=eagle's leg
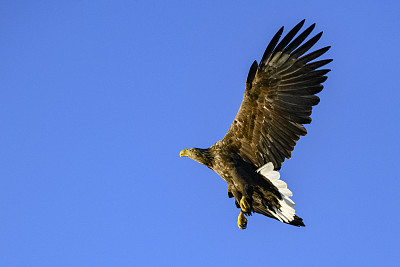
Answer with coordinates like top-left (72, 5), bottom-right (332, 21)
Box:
top-left (237, 211), bottom-right (247, 229)
top-left (237, 195), bottom-right (250, 229)
top-left (240, 195), bottom-right (250, 213)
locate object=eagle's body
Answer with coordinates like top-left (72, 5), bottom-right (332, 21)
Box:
top-left (180, 20), bottom-right (331, 229)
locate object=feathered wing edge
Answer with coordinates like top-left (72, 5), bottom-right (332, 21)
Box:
top-left (224, 20), bottom-right (332, 170)
top-left (256, 20), bottom-right (332, 169)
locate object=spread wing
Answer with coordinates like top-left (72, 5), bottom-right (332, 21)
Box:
top-left (223, 20), bottom-right (332, 170)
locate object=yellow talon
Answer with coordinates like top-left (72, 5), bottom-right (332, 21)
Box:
top-left (240, 196), bottom-right (250, 213)
top-left (237, 211), bottom-right (247, 229)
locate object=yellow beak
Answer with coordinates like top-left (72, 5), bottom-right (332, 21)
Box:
top-left (180, 149), bottom-right (189, 157)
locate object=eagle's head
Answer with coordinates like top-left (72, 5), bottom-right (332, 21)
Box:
top-left (180, 148), bottom-right (213, 169)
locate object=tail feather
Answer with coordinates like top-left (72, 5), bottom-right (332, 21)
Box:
top-left (255, 162), bottom-right (305, 227)
top-left (289, 215), bottom-right (305, 227)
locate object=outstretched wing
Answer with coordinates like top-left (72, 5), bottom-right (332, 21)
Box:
top-left (223, 20), bottom-right (332, 170)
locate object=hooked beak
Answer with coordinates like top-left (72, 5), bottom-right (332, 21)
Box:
top-left (180, 149), bottom-right (190, 157)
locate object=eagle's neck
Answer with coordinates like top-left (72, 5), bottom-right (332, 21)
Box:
top-left (196, 148), bottom-right (214, 169)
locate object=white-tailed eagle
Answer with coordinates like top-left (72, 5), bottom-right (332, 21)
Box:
top-left (180, 20), bottom-right (332, 229)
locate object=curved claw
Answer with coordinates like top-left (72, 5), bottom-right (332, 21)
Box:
top-left (237, 211), bottom-right (247, 229)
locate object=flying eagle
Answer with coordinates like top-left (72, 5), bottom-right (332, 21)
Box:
top-left (180, 20), bottom-right (331, 229)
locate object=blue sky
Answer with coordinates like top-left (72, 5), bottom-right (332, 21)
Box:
top-left (1, 1), bottom-right (399, 266)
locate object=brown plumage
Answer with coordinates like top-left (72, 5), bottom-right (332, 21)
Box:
top-left (180, 20), bottom-right (332, 229)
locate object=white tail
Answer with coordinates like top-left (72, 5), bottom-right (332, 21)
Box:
top-left (256, 162), bottom-right (296, 223)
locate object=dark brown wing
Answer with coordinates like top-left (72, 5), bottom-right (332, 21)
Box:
top-left (223, 20), bottom-right (332, 170)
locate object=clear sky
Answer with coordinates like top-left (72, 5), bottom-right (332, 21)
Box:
top-left (1, 1), bottom-right (399, 266)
